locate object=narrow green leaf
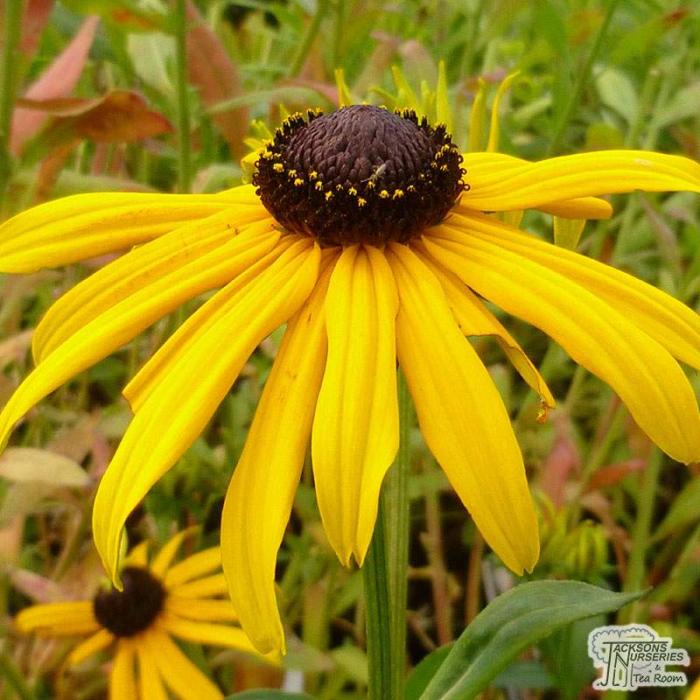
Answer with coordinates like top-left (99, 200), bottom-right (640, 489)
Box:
top-left (420, 581), bottom-right (645, 700)
top-left (653, 476), bottom-right (700, 541)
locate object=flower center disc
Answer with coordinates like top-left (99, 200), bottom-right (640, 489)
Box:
top-left (253, 105), bottom-right (465, 246)
top-left (93, 567), bottom-right (165, 637)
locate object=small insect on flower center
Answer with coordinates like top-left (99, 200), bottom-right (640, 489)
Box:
top-left (93, 567), bottom-right (166, 637)
top-left (253, 105), bottom-right (466, 246)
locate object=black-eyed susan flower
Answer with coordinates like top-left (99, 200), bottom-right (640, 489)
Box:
top-left (15, 531), bottom-right (272, 698)
top-left (2, 96), bottom-right (700, 655)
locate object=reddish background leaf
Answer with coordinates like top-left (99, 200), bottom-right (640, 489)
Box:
top-left (186, 0), bottom-right (247, 157)
top-left (10, 15), bottom-right (100, 155)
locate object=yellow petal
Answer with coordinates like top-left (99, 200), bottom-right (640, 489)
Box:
top-left (150, 529), bottom-right (195, 579)
top-left (165, 547), bottom-right (221, 589)
top-left (110, 641), bottom-right (137, 700)
top-left (486, 72), bottom-right (520, 152)
top-left (123, 236), bottom-right (295, 411)
top-left (436, 61), bottom-right (452, 135)
top-left (461, 152), bottom-right (613, 219)
top-left (0, 186), bottom-right (260, 273)
top-left (146, 628), bottom-right (223, 700)
top-left (221, 255), bottom-right (335, 655)
top-left (159, 613), bottom-right (273, 663)
top-left (66, 629), bottom-right (113, 666)
top-left (452, 211), bottom-right (700, 370)
top-left (386, 242), bottom-right (539, 574)
top-left (172, 574), bottom-right (229, 599)
top-left (33, 208), bottom-right (273, 361)
top-left (124, 541), bottom-right (150, 568)
top-left (165, 597), bottom-right (238, 622)
top-left (93, 239), bottom-right (321, 586)
top-left (311, 246), bottom-right (399, 566)
top-left (136, 634), bottom-right (169, 700)
top-left (413, 243), bottom-right (555, 413)
top-left (0, 224), bottom-right (278, 453)
top-left (461, 150), bottom-right (700, 213)
top-left (424, 227), bottom-right (700, 463)
top-left (15, 601), bottom-right (98, 636)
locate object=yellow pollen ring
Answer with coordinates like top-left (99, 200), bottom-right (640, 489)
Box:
top-left (379, 189), bottom-right (390, 199)
top-left (273, 163), bottom-right (284, 173)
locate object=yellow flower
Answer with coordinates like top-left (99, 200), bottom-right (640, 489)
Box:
top-left (1, 104), bottom-right (700, 654)
top-left (15, 531), bottom-right (272, 698)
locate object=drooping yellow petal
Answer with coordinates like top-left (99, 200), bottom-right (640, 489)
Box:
top-left (110, 641), bottom-right (137, 700)
top-left (146, 628), bottom-right (223, 700)
top-left (93, 239), bottom-right (321, 586)
top-left (165, 597), bottom-right (238, 622)
top-left (424, 228), bottom-right (700, 463)
top-left (159, 613), bottom-right (271, 662)
top-left (460, 150), bottom-right (700, 213)
top-left (164, 548), bottom-right (221, 589)
top-left (0, 225), bottom-right (278, 453)
top-left (386, 242), bottom-right (539, 574)
top-left (136, 635), bottom-right (169, 700)
top-left (412, 242), bottom-right (555, 414)
top-left (221, 255), bottom-right (335, 655)
top-left (66, 629), bottom-right (113, 666)
top-left (312, 246), bottom-right (399, 566)
top-left (33, 208), bottom-right (273, 361)
top-left (0, 186), bottom-right (260, 273)
top-left (123, 236), bottom-right (295, 411)
top-left (451, 211), bottom-right (700, 369)
top-left (15, 601), bottom-right (98, 636)
top-left (172, 574), bottom-right (229, 599)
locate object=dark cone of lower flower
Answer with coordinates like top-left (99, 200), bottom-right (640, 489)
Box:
top-left (93, 567), bottom-right (165, 637)
top-left (253, 105), bottom-right (466, 246)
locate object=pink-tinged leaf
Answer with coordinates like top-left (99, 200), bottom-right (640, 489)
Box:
top-left (10, 15), bottom-right (100, 155)
top-left (20, 0), bottom-right (54, 55)
top-left (9, 569), bottom-right (63, 603)
top-left (36, 90), bottom-right (173, 147)
top-left (186, 0), bottom-right (247, 156)
top-left (540, 412), bottom-right (580, 507)
top-left (585, 458), bottom-right (647, 491)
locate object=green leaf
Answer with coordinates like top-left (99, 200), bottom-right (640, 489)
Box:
top-left (406, 645), bottom-right (452, 700)
top-left (419, 581), bottom-right (645, 700)
top-left (653, 476), bottom-right (700, 541)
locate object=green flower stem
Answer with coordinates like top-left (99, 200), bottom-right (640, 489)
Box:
top-left (289, 1), bottom-right (326, 78)
top-left (620, 448), bottom-right (661, 623)
top-left (546, 0), bottom-right (620, 156)
top-left (0, 0), bottom-right (23, 217)
top-left (174, 0), bottom-right (192, 193)
top-left (0, 647), bottom-right (35, 700)
top-left (363, 371), bottom-right (411, 699)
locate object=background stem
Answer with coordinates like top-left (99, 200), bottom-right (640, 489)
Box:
top-left (174, 0), bottom-right (192, 193)
top-left (363, 371), bottom-right (411, 699)
top-left (0, 0), bottom-right (23, 217)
